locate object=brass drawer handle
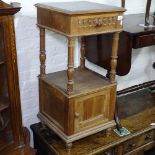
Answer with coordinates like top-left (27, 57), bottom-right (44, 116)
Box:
top-left (129, 143), bottom-right (136, 148)
top-left (145, 134), bottom-right (152, 140)
top-left (95, 20), bottom-right (103, 27)
top-left (75, 112), bottom-right (80, 118)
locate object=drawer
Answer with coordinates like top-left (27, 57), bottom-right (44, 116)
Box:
top-left (133, 34), bottom-right (155, 49)
top-left (123, 130), bottom-right (154, 154)
top-left (37, 7), bottom-right (123, 37)
top-left (71, 14), bottom-right (123, 36)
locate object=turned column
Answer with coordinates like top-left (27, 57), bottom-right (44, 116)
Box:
top-left (39, 27), bottom-right (46, 78)
top-left (121, 0), bottom-right (126, 8)
top-left (145, 0), bottom-right (152, 26)
top-left (80, 37), bottom-right (86, 69)
top-left (111, 32), bottom-right (122, 132)
top-left (110, 32), bottom-right (120, 83)
top-left (67, 37), bottom-right (75, 94)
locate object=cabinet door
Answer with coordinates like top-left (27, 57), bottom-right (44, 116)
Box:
top-left (74, 87), bottom-right (116, 132)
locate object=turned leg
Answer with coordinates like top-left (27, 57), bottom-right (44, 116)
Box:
top-left (115, 100), bottom-right (123, 134)
top-left (66, 142), bottom-right (72, 154)
top-left (110, 32), bottom-right (123, 132)
top-left (39, 27), bottom-right (46, 78)
top-left (110, 32), bottom-right (119, 83)
top-left (80, 37), bottom-right (86, 69)
top-left (145, 0), bottom-right (152, 26)
top-left (67, 37), bottom-right (75, 94)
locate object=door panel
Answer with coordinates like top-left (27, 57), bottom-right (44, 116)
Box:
top-left (74, 87), bottom-right (115, 132)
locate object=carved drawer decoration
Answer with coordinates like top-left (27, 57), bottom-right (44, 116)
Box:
top-left (78, 16), bottom-right (118, 28)
top-left (70, 14), bottom-right (123, 36)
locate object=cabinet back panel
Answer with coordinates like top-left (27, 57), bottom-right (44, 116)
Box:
top-left (0, 65), bottom-right (9, 98)
top-left (0, 23), bottom-right (5, 61)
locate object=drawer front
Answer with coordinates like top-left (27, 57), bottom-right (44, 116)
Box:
top-left (74, 86), bottom-right (116, 132)
top-left (133, 34), bottom-right (155, 49)
top-left (123, 130), bottom-right (154, 154)
top-left (71, 13), bottom-right (123, 36)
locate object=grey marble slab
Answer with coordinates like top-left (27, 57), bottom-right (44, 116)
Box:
top-left (35, 1), bottom-right (125, 15)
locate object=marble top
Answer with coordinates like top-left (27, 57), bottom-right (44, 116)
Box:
top-left (35, 1), bottom-right (125, 15)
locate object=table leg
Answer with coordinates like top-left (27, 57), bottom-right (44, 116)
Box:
top-left (80, 37), bottom-right (86, 69)
top-left (66, 142), bottom-right (72, 154)
top-left (110, 32), bottom-right (119, 83)
top-left (39, 27), bottom-right (46, 78)
top-left (67, 37), bottom-right (75, 94)
top-left (145, 0), bottom-right (152, 26)
top-left (114, 100), bottom-right (123, 133)
top-left (110, 32), bottom-right (123, 132)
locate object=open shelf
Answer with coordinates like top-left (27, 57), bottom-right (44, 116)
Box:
top-left (41, 67), bottom-right (114, 96)
top-left (0, 97), bottom-right (9, 112)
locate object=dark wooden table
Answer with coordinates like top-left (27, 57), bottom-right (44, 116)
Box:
top-left (85, 13), bottom-right (155, 76)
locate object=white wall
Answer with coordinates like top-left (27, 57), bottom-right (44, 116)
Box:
top-left (3, 0), bottom-right (155, 144)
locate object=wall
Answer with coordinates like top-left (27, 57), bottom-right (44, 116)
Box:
top-left (3, 0), bottom-right (155, 144)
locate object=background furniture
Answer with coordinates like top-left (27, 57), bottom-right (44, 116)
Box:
top-left (35, 1), bottom-right (125, 151)
top-left (85, 0), bottom-right (155, 76)
top-left (85, 13), bottom-right (155, 76)
top-left (0, 1), bottom-right (35, 154)
top-left (31, 82), bottom-right (155, 155)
